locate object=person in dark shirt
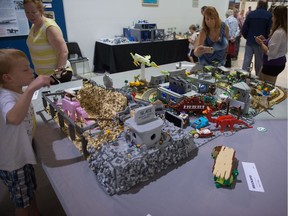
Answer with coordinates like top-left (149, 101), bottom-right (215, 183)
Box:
top-left (241, 0), bottom-right (272, 76)
top-left (245, 6), bottom-right (252, 18)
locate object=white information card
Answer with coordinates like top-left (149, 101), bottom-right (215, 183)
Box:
top-left (32, 90), bottom-right (39, 100)
top-left (242, 162), bottom-right (265, 192)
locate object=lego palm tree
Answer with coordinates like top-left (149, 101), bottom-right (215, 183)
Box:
top-left (130, 53), bottom-right (158, 81)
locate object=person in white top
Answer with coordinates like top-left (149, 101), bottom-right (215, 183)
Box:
top-left (188, 24), bottom-right (199, 63)
top-left (224, 9), bottom-right (240, 67)
top-left (255, 6), bottom-right (287, 84)
top-left (233, 8), bottom-right (244, 60)
top-left (0, 49), bottom-right (50, 216)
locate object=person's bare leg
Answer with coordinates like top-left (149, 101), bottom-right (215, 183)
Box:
top-left (15, 196), bottom-right (40, 216)
top-left (188, 56), bottom-right (194, 63)
top-left (15, 207), bottom-right (29, 216)
top-left (29, 196), bottom-right (40, 216)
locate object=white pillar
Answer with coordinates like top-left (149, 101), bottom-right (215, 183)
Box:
top-left (140, 62), bottom-right (146, 81)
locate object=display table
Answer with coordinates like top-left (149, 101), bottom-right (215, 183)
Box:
top-left (93, 39), bottom-right (189, 73)
top-left (33, 63), bottom-right (287, 216)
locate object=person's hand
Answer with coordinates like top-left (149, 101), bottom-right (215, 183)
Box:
top-left (198, 45), bottom-right (205, 51)
top-left (230, 37), bottom-right (236, 43)
top-left (29, 75), bottom-right (51, 92)
top-left (255, 35), bottom-right (266, 45)
top-left (197, 45), bottom-right (214, 54)
top-left (257, 35), bottom-right (266, 40)
top-left (255, 36), bottom-right (263, 45)
top-left (203, 46), bottom-right (214, 54)
top-left (197, 45), bottom-right (206, 54)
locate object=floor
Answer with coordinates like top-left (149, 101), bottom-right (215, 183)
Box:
top-left (0, 45), bottom-right (287, 216)
top-left (0, 162), bottom-right (67, 216)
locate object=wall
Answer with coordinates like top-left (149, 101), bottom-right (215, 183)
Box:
top-left (63, 0), bottom-right (229, 69)
top-left (0, 0), bottom-right (67, 65)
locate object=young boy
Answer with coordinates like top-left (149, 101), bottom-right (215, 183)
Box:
top-left (0, 49), bottom-right (51, 216)
top-left (188, 24), bottom-right (198, 63)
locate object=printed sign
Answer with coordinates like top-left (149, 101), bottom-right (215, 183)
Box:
top-left (134, 105), bottom-right (155, 125)
top-left (242, 162), bottom-right (265, 192)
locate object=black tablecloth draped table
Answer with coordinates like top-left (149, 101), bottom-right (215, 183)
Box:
top-left (93, 39), bottom-right (189, 73)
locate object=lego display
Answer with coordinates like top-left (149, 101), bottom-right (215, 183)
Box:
top-left (123, 20), bottom-right (165, 42)
top-left (41, 64), bottom-right (287, 195)
top-left (90, 105), bottom-right (197, 194)
top-left (190, 128), bottom-right (214, 139)
top-left (130, 52), bottom-right (158, 81)
top-left (203, 106), bottom-right (253, 133)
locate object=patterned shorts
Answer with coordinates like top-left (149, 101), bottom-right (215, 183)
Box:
top-left (0, 164), bottom-right (37, 208)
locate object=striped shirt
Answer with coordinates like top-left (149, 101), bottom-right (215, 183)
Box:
top-left (27, 18), bottom-right (62, 75)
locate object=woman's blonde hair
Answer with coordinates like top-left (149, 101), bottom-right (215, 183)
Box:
top-left (23, 0), bottom-right (45, 15)
top-left (202, 7), bottom-right (222, 34)
top-left (0, 49), bottom-right (27, 83)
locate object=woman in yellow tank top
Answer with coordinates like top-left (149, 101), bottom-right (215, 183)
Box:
top-left (24, 0), bottom-right (68, 77)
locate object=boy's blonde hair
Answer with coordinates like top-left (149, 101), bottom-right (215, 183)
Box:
top-left (0, 49), bottom-right (28, 83)
top-left (189, 24), bottom-right (197, 31)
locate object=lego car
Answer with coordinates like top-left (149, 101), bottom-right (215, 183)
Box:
top-left (190, 128), bottom-right (214, 139)
top-left (191, 116), bottom-right (209, 129)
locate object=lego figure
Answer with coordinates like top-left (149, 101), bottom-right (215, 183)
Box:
top-left (103, 73), bottom-right (113, 89)
top-left (130, 53), bottom-right (158, 80)
top-left (178, 112), bottom-right (190, 127)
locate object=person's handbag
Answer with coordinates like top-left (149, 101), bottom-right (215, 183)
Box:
top-left (50, 66), bottom-right (73, 84)
top-left (227, 41), bottom-right (236, 57)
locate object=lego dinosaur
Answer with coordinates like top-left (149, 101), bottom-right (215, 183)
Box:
top-left (203, 106), bottom-right (252, 132)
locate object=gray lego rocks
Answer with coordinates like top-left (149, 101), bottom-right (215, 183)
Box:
top-left (88, 105), bottom-right (197, 195)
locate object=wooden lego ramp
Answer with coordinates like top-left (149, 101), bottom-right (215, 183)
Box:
top-left (213, 146), bottom-right (235, 180)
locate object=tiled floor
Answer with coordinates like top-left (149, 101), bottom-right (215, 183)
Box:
top-left (0, 45), bottom-right (286, 216)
